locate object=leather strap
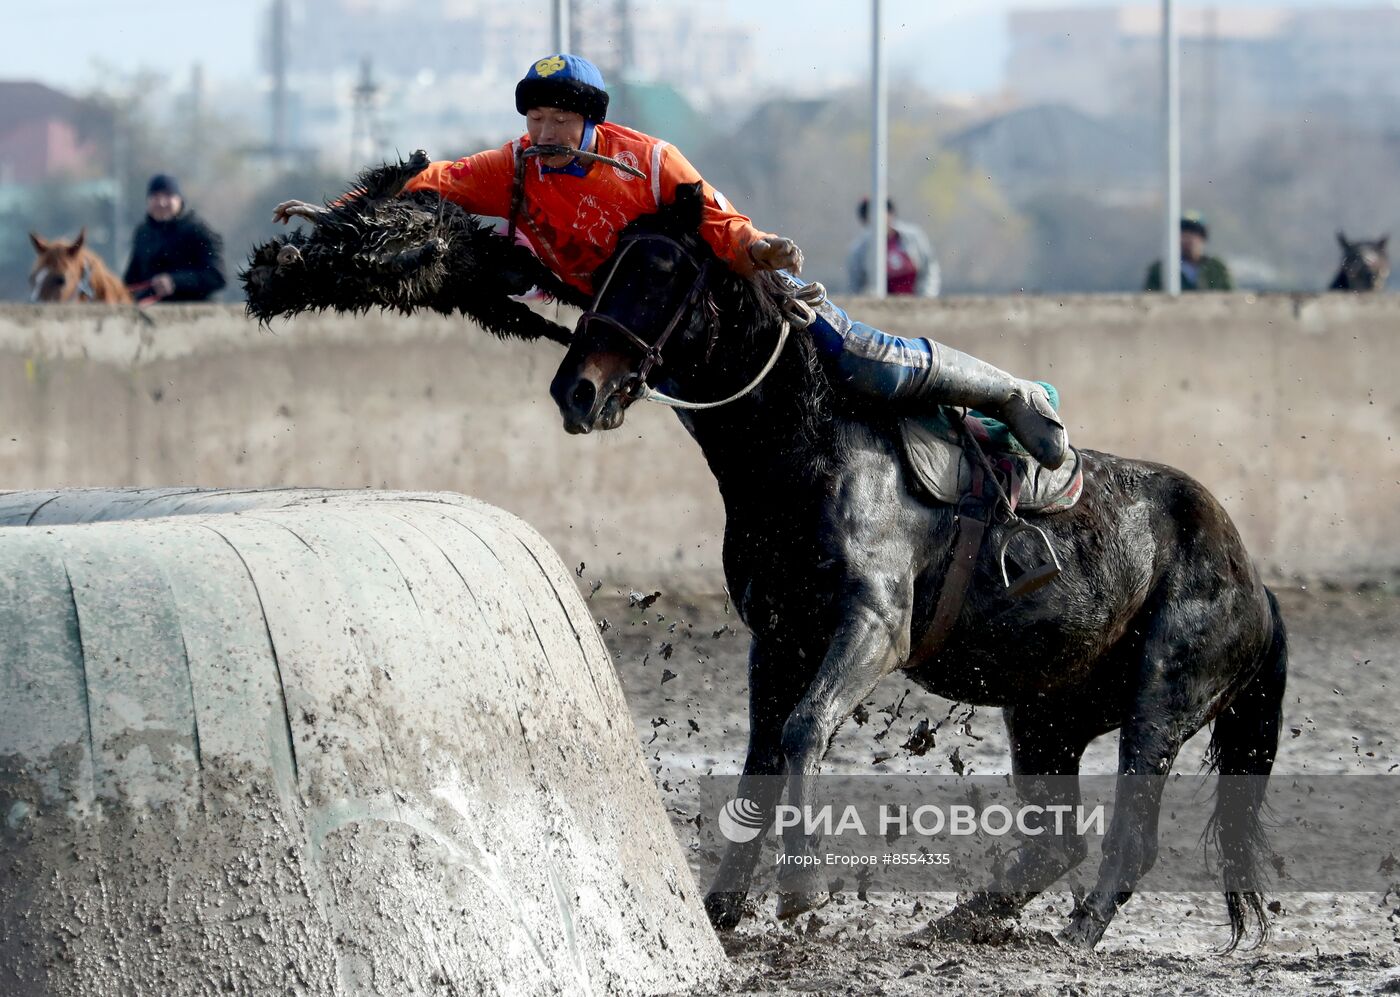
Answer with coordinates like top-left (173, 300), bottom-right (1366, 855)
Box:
top-left (909, 461), bottom-right (991, 666)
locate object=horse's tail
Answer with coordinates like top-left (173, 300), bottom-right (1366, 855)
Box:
top-left (1204, 586), bottom-right (1288, 951)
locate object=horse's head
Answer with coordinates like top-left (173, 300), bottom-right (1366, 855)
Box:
top-left (550, 183), bottom-right (775, 434)
top-left (1336, 231), bottom-right (1390, 291)
top-left (28, 229), bottom-right (89, 302)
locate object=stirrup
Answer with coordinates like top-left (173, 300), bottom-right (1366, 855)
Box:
top-left (997, 520), bottom-right (1062, 598)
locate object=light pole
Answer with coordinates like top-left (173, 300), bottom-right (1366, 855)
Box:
top-left (1162, 0), bottom-right (1181, 296)
top-left (552, 0), bottom-right (570, 53)
top-left (870, 0), bottom-right (888, 298)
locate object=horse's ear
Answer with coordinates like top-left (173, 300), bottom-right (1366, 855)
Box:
top-left (29, 231), bottom-right (47, 253)
top-left (1337, 231), bottom-right (1351, 252)
top-left (69, 228), bottom-right (86, 254)
top-left (1379, 235), bottom-right (1389, 254)
top-left (672, 182), bottom-right (705, 230)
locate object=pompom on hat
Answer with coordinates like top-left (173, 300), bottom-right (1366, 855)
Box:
top-left (515, 54), bottom-right (609, 122)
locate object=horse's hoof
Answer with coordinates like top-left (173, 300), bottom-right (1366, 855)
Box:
top-left (704, 891), bottom-right (745, 932)
top-left (775, 889), bottom-right (829, 921)
top-left (1057, 915), bottom-right (1105, 950)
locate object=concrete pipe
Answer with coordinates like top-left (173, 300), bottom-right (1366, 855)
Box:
top-left (0, 488), bottom-right (724, 996)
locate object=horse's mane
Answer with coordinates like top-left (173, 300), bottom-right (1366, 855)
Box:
top-left (617, 185), bottom-right (843, 469)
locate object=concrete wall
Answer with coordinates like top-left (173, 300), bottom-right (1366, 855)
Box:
top-left (0, 489), bottom-right (725, 995)
top-left (0, 295), bottom-right (1395, 587)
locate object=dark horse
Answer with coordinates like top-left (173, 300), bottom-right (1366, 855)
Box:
top-left (549, 184), bottom-right (1287, 950)
top-left (1330, 231), bottom-right (1390, 291)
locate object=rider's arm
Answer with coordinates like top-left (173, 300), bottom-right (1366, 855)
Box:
top-left (399, 144), bottom-right (515, 218)
top-left (655, 144), bottom-right (774, 276)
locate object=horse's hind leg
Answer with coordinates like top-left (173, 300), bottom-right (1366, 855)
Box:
top-left (910, 700), bottom-right (1101, 945)
top-left (1059, 611), bottom-right (1231, 948)
top-left (1205, 588), bottom-right (1287, 950)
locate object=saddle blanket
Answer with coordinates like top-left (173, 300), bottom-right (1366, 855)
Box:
top-left (899, 408), bottom-right (1084, 514)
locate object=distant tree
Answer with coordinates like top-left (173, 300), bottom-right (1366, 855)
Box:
top-left (914, 149), bottom-right (1031, 294)
top-left (1017, 192), bottom-right (1158, 294)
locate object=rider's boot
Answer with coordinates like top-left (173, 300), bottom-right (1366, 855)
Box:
top-left (916, 343), bottom-right (1069, 470)
top-left (775, 272), bottom-right (1068, 469)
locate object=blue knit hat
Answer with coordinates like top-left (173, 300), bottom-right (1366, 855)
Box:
top-left (515, 54), bottom-right (609, 122)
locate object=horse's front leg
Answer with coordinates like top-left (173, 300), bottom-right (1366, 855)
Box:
top-left (775, 594), bottom-right (908, 919)
top-left (704, 639), bottom-right (807, 931)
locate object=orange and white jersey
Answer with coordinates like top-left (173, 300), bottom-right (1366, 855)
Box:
top-left (402, 122), bottom-right (773, 295)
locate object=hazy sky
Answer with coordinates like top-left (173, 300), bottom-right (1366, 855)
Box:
top-left (1, 0), bottom-right (1385, 97)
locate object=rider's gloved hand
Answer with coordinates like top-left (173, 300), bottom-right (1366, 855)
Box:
top-left (748, 236), bottom-right (804, 274)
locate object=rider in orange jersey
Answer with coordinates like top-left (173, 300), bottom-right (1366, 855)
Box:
top-left (275, 54), bottom-right (1067, 467)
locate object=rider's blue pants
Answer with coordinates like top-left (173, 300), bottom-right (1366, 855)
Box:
top-left (776, 272), bottom-right (935, 400)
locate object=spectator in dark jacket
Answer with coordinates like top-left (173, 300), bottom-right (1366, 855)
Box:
top-left (123, 174), bottom-right (226, 302)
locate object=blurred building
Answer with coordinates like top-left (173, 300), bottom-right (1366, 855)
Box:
top-left (0, 82), bottom-right (110, 186)
top-left (1007, 5), bottom-right (1400, 139)
top-left (943, 104), bottom-right (1156, 202)
top-left (267, 0), bottom-right (756, 164)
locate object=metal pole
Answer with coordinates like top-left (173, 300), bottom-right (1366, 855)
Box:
top-left (552, 0), bottom-right (570, 53)
top-left (270, 0), bottom-right (288, 158)
top-left (1162, 0), bottom-right (1181, 296)
top-left (111, 103), bottom-right (127, 267)
top-left (870, 0), bottom-right (888, 298)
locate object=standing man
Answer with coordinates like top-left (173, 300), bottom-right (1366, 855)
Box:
top-left (1145, 213), bottom-right (1232, 292)
top-left (124, 174), bottom-right (226, 303)
top-left (847, 198), bottom-right (940, 297)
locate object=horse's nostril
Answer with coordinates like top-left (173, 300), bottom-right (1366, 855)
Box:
top-left (570, 381), bottom-right (596, 414)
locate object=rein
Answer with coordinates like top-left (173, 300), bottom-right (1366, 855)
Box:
top-left (636, 319), bottom-right (789, 410)
top-left (578, 232), bottom-right (790, 411)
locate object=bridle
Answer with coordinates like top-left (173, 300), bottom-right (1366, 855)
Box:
top-left (30, 259), bottom-right (95, 303)
top-left (577, 232), bottom-right (790, 411)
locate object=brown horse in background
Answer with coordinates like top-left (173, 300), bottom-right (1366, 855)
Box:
top-left (27, 229), bottom-right (132, 303)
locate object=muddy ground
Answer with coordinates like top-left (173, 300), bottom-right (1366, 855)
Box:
top-left (591, 585), bottom-right (1400, 996)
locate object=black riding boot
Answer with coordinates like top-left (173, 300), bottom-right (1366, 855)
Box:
top-left (917, 342), bottom-right (1069, 469)
top-left (774, 274), bottom-right (1069, 469)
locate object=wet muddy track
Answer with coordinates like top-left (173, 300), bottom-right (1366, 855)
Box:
top-left (595, 585), bottom-right (1400, 995)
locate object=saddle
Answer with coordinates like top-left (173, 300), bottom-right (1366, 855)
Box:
top-left (899, 407), bottom-right (1086, 666)
top-left (898, 408), bottom-right (1084, 515)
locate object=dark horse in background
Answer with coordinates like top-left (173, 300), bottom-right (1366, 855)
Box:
top-left (548, 184), bottom-right (1287, 950)
top-left (1331, 232), bottom-right (1390, 291)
